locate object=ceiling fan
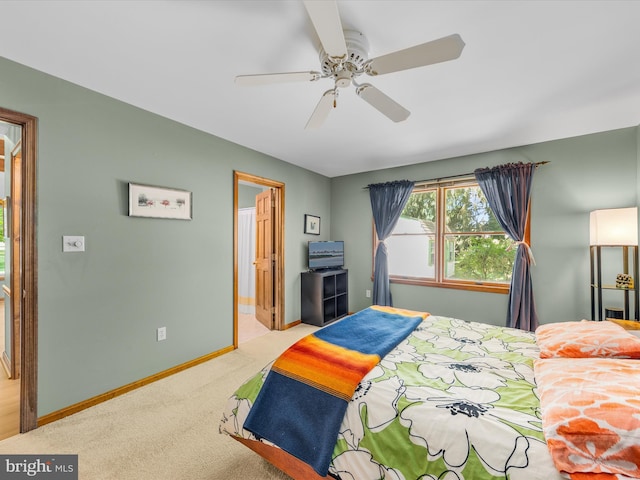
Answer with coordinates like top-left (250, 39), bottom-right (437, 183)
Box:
top-left (235, 0), bottom-right (465, 129)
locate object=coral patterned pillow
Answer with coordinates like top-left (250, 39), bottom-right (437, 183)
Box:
top-left (535, 320), bottom-right (640, 358)
top-left (534, 357), bottom-right (640, 478)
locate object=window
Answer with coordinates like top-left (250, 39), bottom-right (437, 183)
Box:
top-left (381, 178), bottom-right (526, 293)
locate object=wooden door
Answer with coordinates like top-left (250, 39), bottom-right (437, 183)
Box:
top-left (254, 189), bottom-right (275, 329)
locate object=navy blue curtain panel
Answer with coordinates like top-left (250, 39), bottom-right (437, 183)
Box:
top-left (474, 163), bottom-right (538, 331)
top-left (368, 180), bottom-right (415, 306)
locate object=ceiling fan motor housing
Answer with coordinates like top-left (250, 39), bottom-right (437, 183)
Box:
top-left (319, 29), bottom-right (370, 80)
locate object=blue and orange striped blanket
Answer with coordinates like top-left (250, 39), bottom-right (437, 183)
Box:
top-left (243, 306), bottom-right (428, 476)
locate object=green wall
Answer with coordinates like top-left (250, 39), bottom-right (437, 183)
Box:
top-left (332, 127), bottom-right (639, 325)
top-left (0, 56), bottom-right (331, 416)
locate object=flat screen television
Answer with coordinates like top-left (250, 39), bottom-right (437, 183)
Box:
top-left (308, 241), bottom-right (344, 270)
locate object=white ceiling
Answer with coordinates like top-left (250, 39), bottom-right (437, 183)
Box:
top-left (1, 1), bottom-right (640, 177)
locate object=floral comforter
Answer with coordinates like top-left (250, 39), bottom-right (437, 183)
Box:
top-left (220, 314), bottom-right (564, 480)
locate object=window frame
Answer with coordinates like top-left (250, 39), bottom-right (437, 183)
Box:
top-left (373, 178), bottom-right (530, 294)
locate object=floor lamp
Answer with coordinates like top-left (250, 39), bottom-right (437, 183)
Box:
top-left (589, 207), bottom-right (639, 321)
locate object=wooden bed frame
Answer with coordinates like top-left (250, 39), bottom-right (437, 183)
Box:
top-left (232, 435), bottom-right (330, 480)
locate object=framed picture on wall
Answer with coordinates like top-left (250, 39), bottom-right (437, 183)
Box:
top-left (128, 183), bottom-right (192, 220)
top-left (304, 214), bottom-right (320, 235)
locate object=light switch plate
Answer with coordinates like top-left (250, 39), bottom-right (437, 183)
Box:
top-left (63, 236), bottom-right (85, 252)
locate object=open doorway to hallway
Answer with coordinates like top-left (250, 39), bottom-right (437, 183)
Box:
top-left (234, 172), bottom-right (284, 347)
top-left (236, 202), bottom-right (269, 343)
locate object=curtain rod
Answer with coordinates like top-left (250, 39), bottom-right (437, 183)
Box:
top-left (363, 161), bottom-right (549, 189)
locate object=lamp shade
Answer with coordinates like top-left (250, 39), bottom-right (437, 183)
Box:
top-left (589, 207), bottom-right (638, 246)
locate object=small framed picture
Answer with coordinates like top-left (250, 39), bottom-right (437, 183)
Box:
top-left (128, 183), bottom-right (192, 220)
top-left (304, 214), bottom-right (320, 235)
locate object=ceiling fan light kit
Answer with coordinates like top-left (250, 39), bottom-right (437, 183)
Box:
top-left (235, 0), bottom-right (465, 129)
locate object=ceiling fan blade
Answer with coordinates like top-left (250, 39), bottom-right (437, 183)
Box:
top-left (366, 34), bottom-right (465, 76)
top-left (305, 90), bottom-right (336, 129)
top-left (303, 0), bottom-right (347, 62)
top-left (356, 84), bottom-right (410, 122)
top-left (235, 71), bottom-right (322, 86)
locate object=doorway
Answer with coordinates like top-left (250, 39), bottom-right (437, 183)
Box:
top-left (0, 107), bottom-right (38, 435)
top-left (233, 171), bottom-right (284, 347)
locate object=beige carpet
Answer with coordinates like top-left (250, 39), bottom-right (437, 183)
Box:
top-left (0, 323), bottom-right (318, 479)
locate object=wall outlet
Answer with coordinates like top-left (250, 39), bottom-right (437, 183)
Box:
top-left (157, 327), bottom-right (167, 342)
top-left (365, 289), bottom-right (371, 298)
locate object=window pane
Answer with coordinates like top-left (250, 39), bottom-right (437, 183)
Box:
top-left (445, 186), bottom-right (502, 233)
top-left (402, 191), bottom-right (437, 224)
top-left (444, 234), bottom-right (515, 283)
top-left (387, 231), bottom-right (435, 278)
top-left (387, 190), bottom-right (437, 278)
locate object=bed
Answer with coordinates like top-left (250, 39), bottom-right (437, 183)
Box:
top-left (219, 306), bottom-right (640, 480)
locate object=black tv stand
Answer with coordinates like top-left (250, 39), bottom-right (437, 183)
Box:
top-left (301, 269), bottom-right (348, 327)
